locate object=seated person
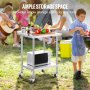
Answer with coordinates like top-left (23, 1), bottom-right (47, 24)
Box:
top-left (16, 1), bottom-right (30, 27)
top-left (44, 8), bottom-right (66, 46)
top-left (0, 5), bottom-right (20, 47)
top-left (0, 12), bottom-right (14, 45)
top-left (0, 15), bottom-right (8, 45)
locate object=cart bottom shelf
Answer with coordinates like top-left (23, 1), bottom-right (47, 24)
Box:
top-left (23, 61), bottom-right (57, 71)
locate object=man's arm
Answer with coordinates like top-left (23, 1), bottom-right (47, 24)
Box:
top-left (50, 17), bottom-right (66, 30)
top-left (44, 16), bottom-right (66, 30)
top-left (0, 13), bottom-right (14, 26)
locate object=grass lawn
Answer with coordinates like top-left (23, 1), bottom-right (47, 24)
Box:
top-left (77, 0), bottom-right (90, 4)
top-left (0, 35), bottom-right (90, 90)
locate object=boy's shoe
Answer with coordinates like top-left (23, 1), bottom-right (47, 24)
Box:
top-left (13, 43), bottom-right (21, 48)
top-left (74, 71), bottom-right (82, 80)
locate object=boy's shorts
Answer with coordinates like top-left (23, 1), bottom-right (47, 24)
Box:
top-left (72, 55), bottom-right (86, 63)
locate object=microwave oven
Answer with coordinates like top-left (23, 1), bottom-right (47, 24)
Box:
top-left (27, 50), bottom-right (51, 67)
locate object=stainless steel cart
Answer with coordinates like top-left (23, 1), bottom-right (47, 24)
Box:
top-left (17, 28), bottom-right (62, 82)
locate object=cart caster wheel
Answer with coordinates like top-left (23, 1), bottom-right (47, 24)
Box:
top-left (29, 79), bottom-right (35, 83)
top-left (54, 74), bottom-right (58, 78)
top-left (19, 73), bottom-right (23, 78)
top-left (42, 69), bottom-right (45, 73)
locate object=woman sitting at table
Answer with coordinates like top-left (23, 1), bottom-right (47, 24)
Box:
top-left (44, 8), bottom-right (66, 46)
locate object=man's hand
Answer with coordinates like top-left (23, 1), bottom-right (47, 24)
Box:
top-left (44, 23), bottom-right (51, 29)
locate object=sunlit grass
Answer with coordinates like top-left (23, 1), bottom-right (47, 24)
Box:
top-left (77, 0), bottom-right (90, 4)
top-left (0, 35), bottom-right (90, 90)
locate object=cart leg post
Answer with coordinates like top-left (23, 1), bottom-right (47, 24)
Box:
top-left (55, 35), bottom-right (58, 77)
top-left (43, 37), bottom-right (46, 52)
top-left (29, 70), bottom-right (36, 83)
top-left (19, 35), bottom-right (24, 78)
top-left (29, 37), bottom-right (36, 82)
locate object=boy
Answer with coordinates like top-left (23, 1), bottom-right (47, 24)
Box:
top-left (69, 9), bottom-right (87, 80)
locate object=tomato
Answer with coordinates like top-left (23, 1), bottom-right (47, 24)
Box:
top-left (38, 29), bottom-right (41, 33)
top-left (46, 29), bottom-right (49, 33)
top-left (35, 29), bottom-right (41, 34)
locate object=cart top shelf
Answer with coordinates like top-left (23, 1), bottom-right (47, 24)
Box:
top-left (17, 31), bottom-right (62, 38)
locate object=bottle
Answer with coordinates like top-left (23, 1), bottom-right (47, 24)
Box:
top-left (21, 27), bottom-right (26, 33)
top-left (27, 24), bottom-right (30, 36)
top-left (31, 24), bottom-right (34, 32)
